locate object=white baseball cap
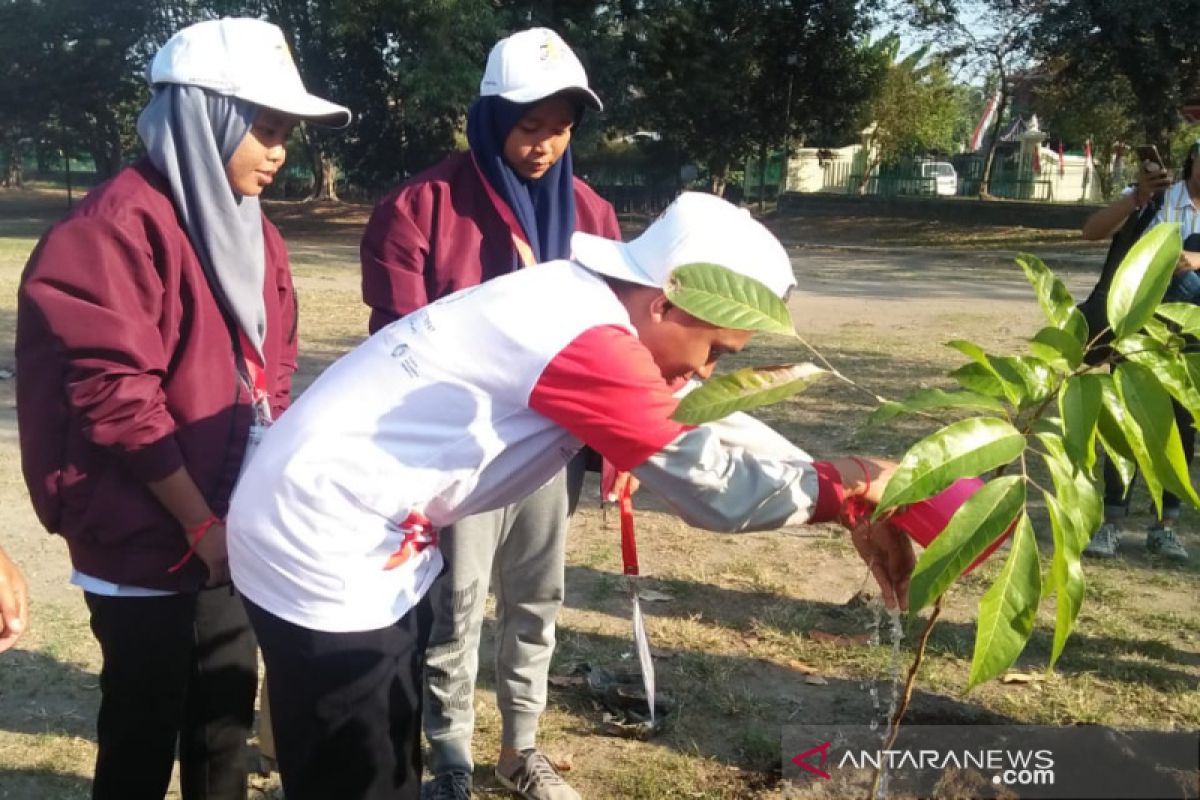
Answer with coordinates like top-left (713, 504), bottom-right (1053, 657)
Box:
top-left (572, 192), bottom-right (796, 300)
top-left (480, 28), bottom-right (602, 111)
top-left (149, 18), bottom-right (351, 128)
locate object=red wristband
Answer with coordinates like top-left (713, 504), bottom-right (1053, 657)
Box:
top-left (167, 515), bottom-right (221, 574)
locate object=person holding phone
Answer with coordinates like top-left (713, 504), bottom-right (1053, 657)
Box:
top-left (1080, 141), bottom-right (1200, 563)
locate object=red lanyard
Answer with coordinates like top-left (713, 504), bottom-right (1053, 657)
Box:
top-left (619, 480), bottom-right (639, 576)
top-left (236, 328), bottom-right (270, 411)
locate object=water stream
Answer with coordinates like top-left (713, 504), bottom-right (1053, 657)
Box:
top-left (864, 605), bottom-right (906, 800)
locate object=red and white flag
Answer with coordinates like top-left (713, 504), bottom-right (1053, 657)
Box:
top-left (969, 92), bottom-right (1001, 152)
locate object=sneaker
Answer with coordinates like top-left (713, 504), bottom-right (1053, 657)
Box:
top-left (1083, 522), bottom-right (1121, 558)
top-left (1146, 526), bottom-right (1189, 563)
top-left (496, 749), bottom-right (580, 800)
top-left (423, 770), bottom-right (472, 800)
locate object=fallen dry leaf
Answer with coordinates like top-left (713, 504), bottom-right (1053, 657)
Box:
top-left (551, 752), bottom-right (574, 772)
top-left (804, 675), bottom-right (829, 686)
top-left (809, 629), bottom-right (871, 646)
top-left (1000, 671), bottom-right (1046, 684)
top-left (788, 660), bottom-right (818, 675)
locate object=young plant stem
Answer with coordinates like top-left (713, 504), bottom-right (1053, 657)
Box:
top-left (794, 331), bottom-right (889, 405)
top-left (867, 595), bottom-right (945, 800)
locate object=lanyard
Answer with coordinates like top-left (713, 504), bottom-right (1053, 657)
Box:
top-left (470, 153), bottom-right (537, 268)
top-left (619, 479), bottom-right (639, 576)
top-left (235, 328), bottom-right (272, 424)
top-left (618, 480), bottom-right (656, 724)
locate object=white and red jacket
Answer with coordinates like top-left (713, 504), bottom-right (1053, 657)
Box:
top-left (228, 260), bottom-right (843, 632)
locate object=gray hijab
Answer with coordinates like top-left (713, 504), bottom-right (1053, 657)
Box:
top-left (137, 84), bottom-right (267, 358)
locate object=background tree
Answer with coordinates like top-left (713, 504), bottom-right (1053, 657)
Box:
top-left (1030, 58), bottom-right (1139, 199)
top-left (624, 0), bottom-right (884, 196)
top-left (857, 34), bottom-right (970, 192)
top-left (898, 0), bottom-right (1046, 197)
top-left (1038, 0), bottom-right (1200, 158)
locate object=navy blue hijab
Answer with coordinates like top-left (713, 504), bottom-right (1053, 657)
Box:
top-left (467, 95), bottom-right (578, 265)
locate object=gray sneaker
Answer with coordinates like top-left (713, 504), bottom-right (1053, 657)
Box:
top-left (423, 770), bottom-right (472, 800)
top-left (496, 749), bottom-right (580, 800)
top-left (1084, 522), bottom-right (1121, 558)
top-left (1146, 526), bottom-right (1189, 563)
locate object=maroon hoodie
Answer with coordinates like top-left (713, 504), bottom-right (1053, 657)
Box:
top-left (16, 160), bottom-right (298, 591)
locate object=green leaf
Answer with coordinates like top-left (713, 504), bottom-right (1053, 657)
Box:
top-left (993, 356), bottom-right (1056, 406)
top-left (1015, 253), bottom-right (1080, 333)
top-left (907, 475), bottom-right (1025, 612)
top-left (1116, 362), bottom-right (1200, 509)
top-left (1099, 373), bottom-right (1159, 504)
top-left (950, 363), bottom-right (1007, 400)
top-left (666, 263), bottom-right (795, 336)
top-left (1043, 492), bottom-right (1085, 668)
top-left (1106, 222), bottom-right (1182, 339)
top-left (866, 388), bottom-right (1007, 427)
top-left (1037, 432), bottom-right (1103, 545)
top-left (1156, 302), bottom-right (1200, 336)
top-left (947, 340), bottom-right (1026, 405)
top-left (1030, 326), bottom-right (1083, 371)
top-left (671, 363), bottom-right (827, 424)
top-left (1129, 350), bottom-right (1200, 423)
top-left (968, 511), bottom-right (1041, 689)
top-left (1058, 374), bottom-right (1102, 469)
top-left (878, 418), bottom-right (1026, 513)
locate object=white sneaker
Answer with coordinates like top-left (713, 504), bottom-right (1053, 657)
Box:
top-left (496, 750), bottom-right (580, 800)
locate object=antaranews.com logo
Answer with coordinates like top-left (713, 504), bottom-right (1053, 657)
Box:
top-left (782, 724), bottom-right (1198, 799)
top-left (792, 740), bottom-right (1055, 787)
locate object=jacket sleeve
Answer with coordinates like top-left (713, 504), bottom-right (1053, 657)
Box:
top-left (360, 192), bottom-right (431, 334)
top-left (527, 326), bottom-right (841, 532)
top-left (19, 216), bottom-right (184, 482)
top-left (267, 225), bottom-right (298, 417)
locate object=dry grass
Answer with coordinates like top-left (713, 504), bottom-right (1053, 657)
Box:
top-left (0, 187), bottom-right (1195, 800)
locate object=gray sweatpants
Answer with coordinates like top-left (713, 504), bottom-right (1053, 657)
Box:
top-left (423, 468), bottom-right (572, 775)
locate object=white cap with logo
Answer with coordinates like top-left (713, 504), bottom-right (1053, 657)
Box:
top-left (480, 28), bottom-right (603, 111)
top-left (149, 17), bottom-right (351, 128)
top-left (571, 192), bottom-right (796, 300)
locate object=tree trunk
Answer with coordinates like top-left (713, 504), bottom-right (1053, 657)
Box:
top-left (757, 139), bottom-right (768, 213)
top-left (857, 156), bottom-right (880, 195)
top-left (303, 124), bottom-right (338, 202)
top-left (978, 90), bottom-right (1009, 199)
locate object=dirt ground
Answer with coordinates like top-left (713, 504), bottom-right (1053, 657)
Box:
top-left (0, 187), bottom-right (1195, 800)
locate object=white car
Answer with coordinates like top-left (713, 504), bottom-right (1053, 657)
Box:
top-left (921, 161), bottom-right (958, 196)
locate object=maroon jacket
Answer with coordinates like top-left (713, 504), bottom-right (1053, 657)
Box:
top-left (16, 160), bottom-right (298, 591)
top-left (360, 150), bottom-right (621, 333)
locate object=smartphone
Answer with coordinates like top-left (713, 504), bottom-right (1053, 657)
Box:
top-left (1135, 144), bottom-right (1165, 171)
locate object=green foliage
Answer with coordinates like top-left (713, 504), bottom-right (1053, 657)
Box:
top-left (969, 512), bottom-right (1040, 688)
top-left (1106, 223), bottom-right (1182, 339)
top-left (1037, 0), bottom-right (1200, 149)
top-left (863, 36), bottom-right (970, 166)
top-left (665, 263), bottom-right (795, 336)
top-left (672, 364), bottom-right (828, 425)
top-left (878, 227), bottom-right (1197, 686)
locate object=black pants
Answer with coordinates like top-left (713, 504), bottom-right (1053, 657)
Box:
top-left (244, 596), bottom-right (434, 800)
top-left (85, 585), bottom-right (257, 800)
top-left (1103, 396), bottom-right (1196, 518)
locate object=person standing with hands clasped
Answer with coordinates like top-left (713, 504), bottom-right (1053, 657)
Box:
top-left (360, 28), bottom-right (619, 800)
top-left (1080, 141), bottom-right (1200, 563)
top-left (16, 18), bottom-right (349, 799)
